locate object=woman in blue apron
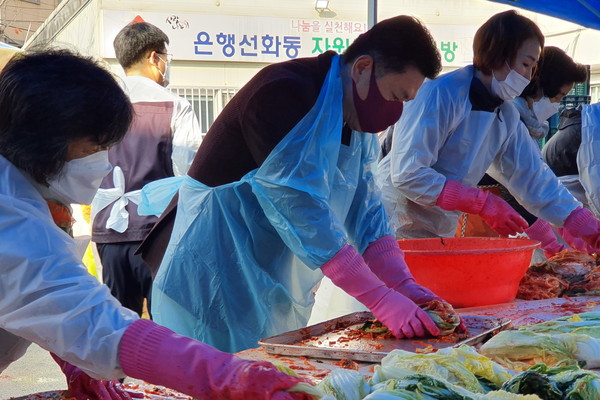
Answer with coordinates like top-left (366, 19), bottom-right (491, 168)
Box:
top-left (140, 16), bottom-right (455, 353)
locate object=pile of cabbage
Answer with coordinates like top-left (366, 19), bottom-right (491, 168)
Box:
top-left (286, 345), bottom-right (551, 400)
top-left (480, 312), bottom-right (600, 370)
top-left (285, 313), bottom-right (600, 400)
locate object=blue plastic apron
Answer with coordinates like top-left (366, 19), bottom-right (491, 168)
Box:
top-left (151, 55), bottom-right (392, 352)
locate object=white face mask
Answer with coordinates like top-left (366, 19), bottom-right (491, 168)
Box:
top-left (157, 55), bottom-right (171, 87)
top-left (48, 150), bottom-right (112, 205)
top-left (491, 63), bottom-right (530, 101)
top-left (533, 96), bottom-right (561, 123)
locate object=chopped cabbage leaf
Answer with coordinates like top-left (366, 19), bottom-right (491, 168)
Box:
top-left (316, 369), bottom-right (371, 400)
top-left (288, 382), bottom-right (336, 400)
top-left (373, 348), bottom-right (509, 393)
top-left (420, 300), bottom-right (461, 336)
top-left (501, 363), bottom-right (600, 400)
top-left (522, 312), bottom-right (600, 338)
top-left (369, 375), bottom-right (541, 400)
top-left (478, 330), bottom-right (590, 370)
top-left (438, 345), bottom-right (512, 387)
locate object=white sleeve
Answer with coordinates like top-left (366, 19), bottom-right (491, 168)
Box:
top-left (389, 79), bottom-right (468, 205)
top-left (578, 103), bottom-right (600, 217)
top-left (0, 196), bottom-right (138, 380)
top-left (171, 98), bottom-right (203, 176)
top-left (487, 122), bottom-right (581, 227)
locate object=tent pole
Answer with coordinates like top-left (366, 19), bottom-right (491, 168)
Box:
top-left (368, 0), bottom-right (377, 29)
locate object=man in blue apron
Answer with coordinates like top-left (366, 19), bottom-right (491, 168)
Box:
top-left (139, 16), bottom-right (454, 353)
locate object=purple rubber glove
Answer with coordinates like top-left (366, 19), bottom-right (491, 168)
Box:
top-left (561, 207), bottom-right (600, 252)
top-left (120, 319), bottom-right (311, 400)
top-left (436, 180), bottom-right (529, 236)
top-left (51, 353), bottom-right (141, 400)
top-left (321, 244), bottom-right (440, 338)
top-left (525, 219), bottom-right (567, 258)
top-left (362, 236), bottom-right (441, 305)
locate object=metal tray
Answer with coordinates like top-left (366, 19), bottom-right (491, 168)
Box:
top-left (259, 311), bottom-right (511, 363)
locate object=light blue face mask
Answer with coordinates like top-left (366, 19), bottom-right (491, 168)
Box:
top-left (491, 62), bottom-right (530, 101)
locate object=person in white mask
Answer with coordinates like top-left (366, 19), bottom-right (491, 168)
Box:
top-left (512, 46), bottom-right (587, 148)
top-left (91, 19), bottom-right (202, 318)
top-left (377, 11), bottom-right (600, 255)
top-left (471, 47), bottom-right (589, 257)
top-left (0, 49), bottom-right (307, 400)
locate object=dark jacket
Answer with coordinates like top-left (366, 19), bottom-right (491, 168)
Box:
top-left (138, 51), bottom-right (337, 275)
top-left (542, 108), bottom-right (582, 177)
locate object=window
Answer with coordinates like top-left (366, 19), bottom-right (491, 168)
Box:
top-left (169, 86), bottom-right (239, 136)
top-left (591, 85), bottom-right (600, 104)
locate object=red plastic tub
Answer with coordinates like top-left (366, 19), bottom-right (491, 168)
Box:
top-left (398, 237), bottom-right (540, 308)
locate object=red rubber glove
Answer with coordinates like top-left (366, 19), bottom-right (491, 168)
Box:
top-left (561, 207), bottom-right (600, 252)
top-left (51, 353), bottom-right (141, 400)
top-left (119, 319), bottom-right (311, 400)
top-left (436, 180), bottom-right (529, 236)
top-left (525, 219), bottom-right (567, 258)
top-left (321, 244), bottom-right (439, 338)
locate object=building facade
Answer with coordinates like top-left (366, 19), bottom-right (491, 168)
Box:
top-left (0, 0), bottom-right (61, 46)
top-left (22, 0), bottom-right (600, 135)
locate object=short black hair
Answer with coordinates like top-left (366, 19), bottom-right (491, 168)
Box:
top-left (0, 49), bottom-right (133, 185)
top-left (343, 15), bottom-right (441, 80)
top-left (114, 22), bottom-right (169, 69)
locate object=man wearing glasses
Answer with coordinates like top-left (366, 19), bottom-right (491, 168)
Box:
top-left (91, 18), bottom-right (202, 318)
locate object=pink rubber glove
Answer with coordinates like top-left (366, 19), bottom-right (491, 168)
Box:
top-left (561, 207), bottom-right (600, 252)
top-left (362, 236), bottom-right (441, 305)
top-left (525, 219), bottom-right (567, 258)
top-left (51, 353), bottom-right (141, 400)
top-left (557, 226), bottom-right (597, 254)
top-left (363, 236), bottom-right (466, 332)
top-left (120, 319), bottom-right (311, 400)
top-left (321, 244), bottom-right (439, 338)
top-left (436, 180), bottom-right (529, 236)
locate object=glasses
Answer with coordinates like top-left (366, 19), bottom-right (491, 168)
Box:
top-left (157, 52), bottom-right (173, 63)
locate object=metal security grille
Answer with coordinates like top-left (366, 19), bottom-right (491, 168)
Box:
top-left (168, 86), bottom-right (240, 136)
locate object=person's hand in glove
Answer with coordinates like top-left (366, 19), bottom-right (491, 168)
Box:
top-left (436, 180), bottom-right (529, 236)
top-left (362, 236), bottom-right (440, 305)
top-left (321, 244), bottom-right (440, 339)
top-left (560, 207), bottom-right (600, 252)
top-left (557, 226), bottom-right (597, 255)
top-left (362, 236), bottom-right (465, 332)
top-left (119, 319), bottom-right (312, 400)
top-left (525, 218), bottom-right (568, 258)
top-left (51, 353), bottom-right (141, 400)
